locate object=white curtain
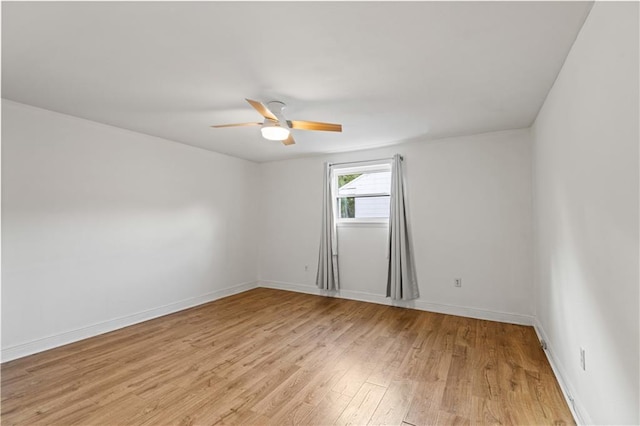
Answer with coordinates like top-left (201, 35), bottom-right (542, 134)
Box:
top-left (387, 154), bottom-right (419, 300)
top-left (316, 162), bottom-right (339, 290)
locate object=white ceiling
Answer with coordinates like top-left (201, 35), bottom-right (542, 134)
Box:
top-left (2, 2), bottom-right (592, 162)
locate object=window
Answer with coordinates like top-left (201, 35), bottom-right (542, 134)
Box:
top-left (333, 162), bottom-right (392, 222)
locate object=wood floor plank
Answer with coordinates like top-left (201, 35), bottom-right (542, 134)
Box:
top-left (440, 344), bottom-right (473, 418)
top-left (298, 390), bottom-right (353, 425)
top-left (334, 382), bottom-right (387, 426)
top-left (404, 380), bottom-right (446, 425)
top-left (367, 379), bottom-right (415, 425)
top-left (470, 395), bottom-right (505, 425)
top-left (1, 288), bottom-right (574, 425)
top-left (436, 409), bottom-right (471, 425)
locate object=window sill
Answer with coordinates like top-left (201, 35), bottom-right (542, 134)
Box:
top-left (337, 221), bottom-right (389, 228)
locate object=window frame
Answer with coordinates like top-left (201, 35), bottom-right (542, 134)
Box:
top-left (332, 161), bottom-right (392, 225)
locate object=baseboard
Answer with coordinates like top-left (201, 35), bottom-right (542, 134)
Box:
top-left (1, 281), bottom-right (259, 363)
top-left (259, 280), bottom-right (534, 326)
top-left (533, 320), bottom-right (591, 425)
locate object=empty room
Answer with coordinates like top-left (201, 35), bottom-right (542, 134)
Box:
top-left (1, 1), bottom-right (638, 425)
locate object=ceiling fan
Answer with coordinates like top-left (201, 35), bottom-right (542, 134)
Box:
top-left (211, 99), bottom-right (342, 146)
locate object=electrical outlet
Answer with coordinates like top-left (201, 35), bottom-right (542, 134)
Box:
top-left (540, 339), bottom-right (547, 350)
top-left (580, 347), bottom-right (586, 371)
top-left (454, 278), bottom-right (462, 287)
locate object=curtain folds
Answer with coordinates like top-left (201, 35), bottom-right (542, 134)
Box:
top-left (387, 154), bottom-right (419, 300)
top-left (316, 162), bottom-right (339, 290)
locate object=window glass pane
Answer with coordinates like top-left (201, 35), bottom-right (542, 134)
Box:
top-left (338, 197), bottom-right (356, 218)
top-left (354, 196), bottom-right (390, 218)
top-left (338, 174), bottom-right (361, 189)
top-left (338, 196), bottom-right (390, 219)
top-left (334, 164), bottom-right (391, 221)
top-left (337, 171), bottom-right (391, 196)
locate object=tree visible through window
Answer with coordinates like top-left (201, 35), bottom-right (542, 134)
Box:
top-left (337, 174), bottom-right (361, 218)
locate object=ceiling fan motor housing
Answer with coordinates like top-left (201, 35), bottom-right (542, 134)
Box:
top-left (265, 101), bottom-right (289, 127)
top-left (260, 102), bottom-right (290, 140)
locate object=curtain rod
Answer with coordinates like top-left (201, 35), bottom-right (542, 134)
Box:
top-left (329, 155), bottom-right (402, 167)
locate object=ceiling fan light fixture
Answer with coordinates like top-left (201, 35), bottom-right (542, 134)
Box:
top-left (261, 124), bottom-right (290, 141)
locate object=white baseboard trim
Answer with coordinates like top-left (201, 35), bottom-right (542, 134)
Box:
top-left (533, 320), bottom-right (591, 425)
top-left (259, 280), bottom-right (534, 326)
top-left (1, 281), bottom-right (259, 363)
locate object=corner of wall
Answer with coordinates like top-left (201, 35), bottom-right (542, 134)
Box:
top-left (533, 320), bottom-right (592, 425)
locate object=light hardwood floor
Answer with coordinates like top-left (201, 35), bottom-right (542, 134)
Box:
top-left (2, 288), bottom-right (573, 425)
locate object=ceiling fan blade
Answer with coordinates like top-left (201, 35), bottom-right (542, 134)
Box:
top-left (282, 134), bottom-right (295, 146)
top-left (210, 122), bottom-right (262, 128)
top-left (288, 120), bottom-right (342, 132)
top-left (246, 99), bottom-right (278, 121)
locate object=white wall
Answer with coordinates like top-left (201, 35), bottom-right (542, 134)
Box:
top-left (532, 2), bottom-right (639, 424)
top-left (259, 129), bottom-right (534, 323)
top-left (1, 100), bottom-right (260, 361)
